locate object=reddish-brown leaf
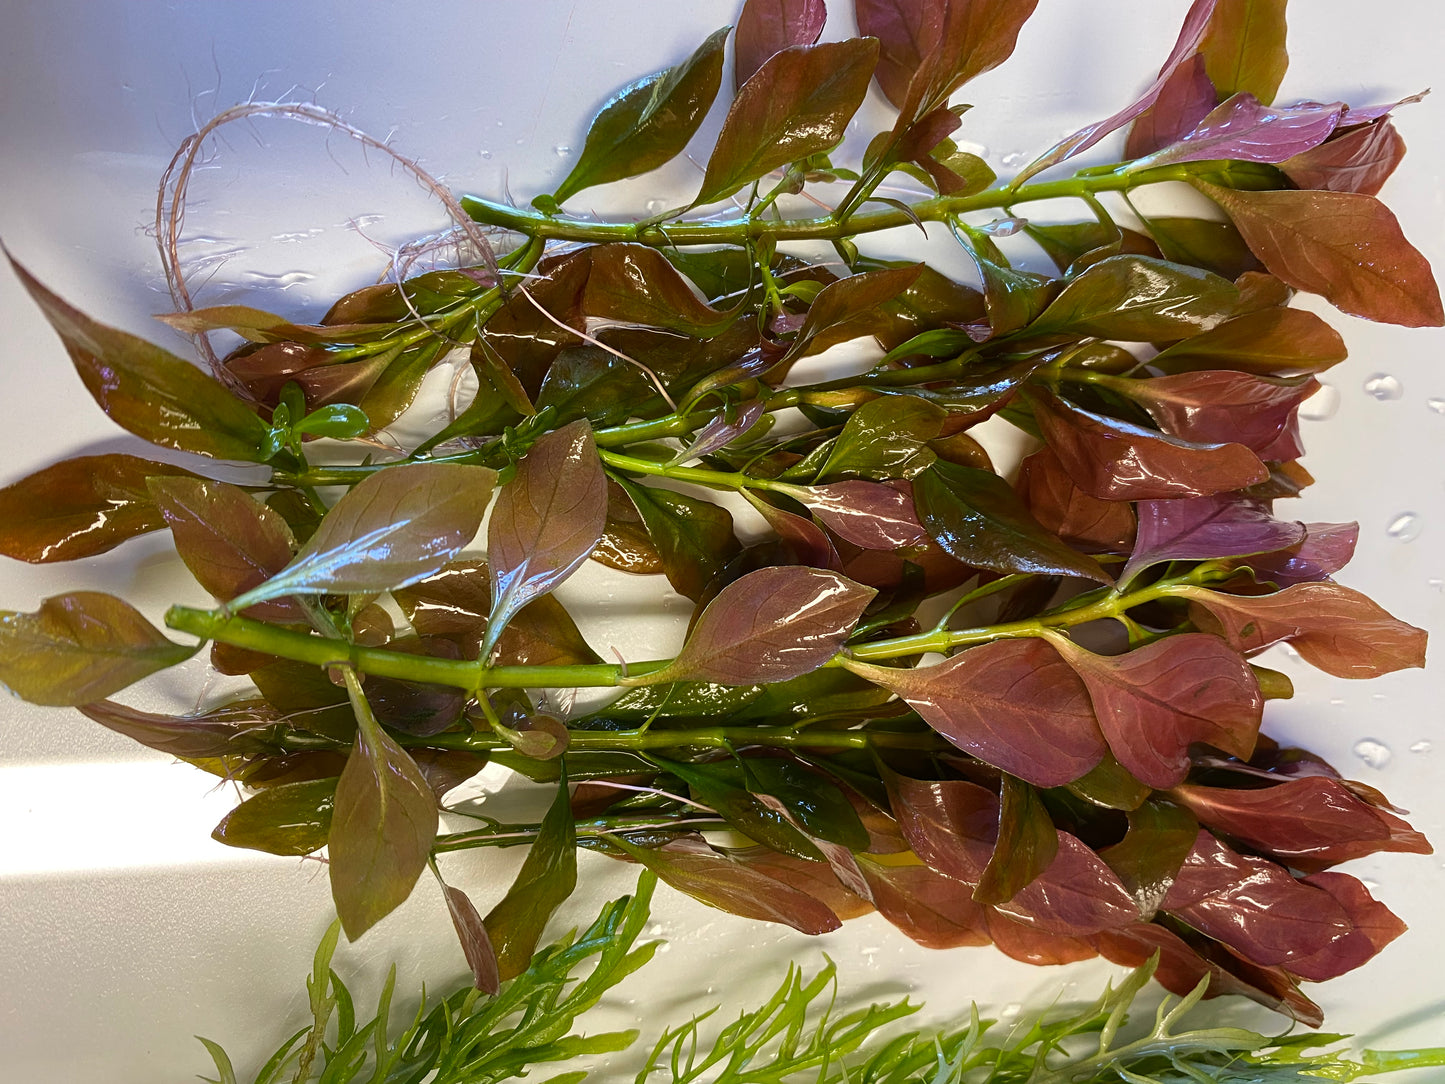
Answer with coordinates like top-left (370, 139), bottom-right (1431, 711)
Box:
top-left (1194, 181), bottom-right (1444, 326)
top-left (1051, 633), bottom-right (1263, 789)
top-left (441, 881), bottom-right (501, 994)
top-left (735, 0), bottom-right (826, 89)
top-left (1180, 582), bottom-right (1427, 678)
top-left (1283, 118), bottom-right (1407, 196)
top-left (782, 480), bottom-right (930, 550)
top-left (1148, 306), bottom-right (1347, 375)
top-left (850, 639), bottom-right (1106, 786)
top-left (1014, 447), bottom-right (1136, 554)
top-left (855, 853), bottom-right (993, 949)
top-left (1114, 370), bottom-right (1317, 460)
top-left (79, 697), bottom-right (276, 759)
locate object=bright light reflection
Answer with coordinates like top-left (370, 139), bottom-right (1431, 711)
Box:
top-left (0, 760), bottom-right (263, 878)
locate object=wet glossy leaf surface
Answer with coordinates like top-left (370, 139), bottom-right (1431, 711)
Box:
top-left (1098, 800), bottom-right (1199, 917)
top-left (212, 778), bottom-right (336, 857)
top-left (973, 775), bottom-right (1057, 905)
top-left (1027, 256), bottom-right (1239, 341)
top-left (1141, 94), bottom-right (1342, 168)
top-left (735, 0), bottom-right (825, 89)
top-left (439, 880), bottom-right (500, 994)
top-left (1283, 117), bottom-right (1406, 195)
top-left (614, 477), bottom-right (740, 601)
top-left (1120, 494), bottom-right (1305, 585)
top-left (1148, 306), bottom-right (1347, 374)
top-left (484, 776), bottom-right (577, 980)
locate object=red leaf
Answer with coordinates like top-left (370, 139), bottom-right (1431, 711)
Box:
top-left (1051, 633), bottom-right (1262, 789)
top-left (784, 480), bottom-right (930, 550)
top-left (1119, 371), bottom-right (1318, 458)
top-left (984, 909), bottom-right (1098, 965)
top-left (1194, 182), bottom-right (1444, 327)
top-left (855, 640), bottom-right (1106, 787)
top-left (1171, 777), bottom-right (1432, 872)
top-left (441, 881), bottom-right (501, 994)
top-left (855, 0), bottom-right (941, 109)
top-left (1014, 447), bottom-right (1136, 554)
top-left (735, 0), bottom-right (826, 89)
top-left (1124, 54), bottom-right (1217, 158)
top-left (856, 854), bottom-right (993, 949)
top-left (1028, 389), bottom-right (1267, 501)
top-left (1180, 582), bottom-right (1427, 678)
top-left (1283, 118), bottom-right (1408, 195)
top-left (1120, 495), bottom-right (1305, 586)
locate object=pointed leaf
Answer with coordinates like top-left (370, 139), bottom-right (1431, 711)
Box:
top-left (783, 480), bottom-right (930, 550)
top-left (855, 0), bottom-right (942, 110)
top-left (581, 244), bottom-right (733, 337)
top-left (1014, 447), bottom-right (1136, 554)
top-left (1237, 520), bottom-right (1359, 587)
top-left (735, 0), bottom-right (826, 89)
top-left (640, 566), bottom-right (874, 685)
top-left (785, 264), bottom-right (924, 361)
top-left (0, 454), bottom-right (197, 563)
top-left (1194, 181), bottom-right (1444, 326)
top-left (656, 757), bottom-right (822, 859)
top-left (392, 559), bottom-right (492, 658)
top-left (743, 492), bottom-right (841, 570)
top-left (484, 775), bottom-right (577, 981)
top-left (1027, 388), bottom-right (1268, 500)
top-left (440, 880), bottom-right (500, 994)
top-left (973, 775), bottom-right (1058, 905)
top-left (553, 28), bottom-right (730, 205)
top-left (148, 477), bottom-right (300, 620)
top-left (1120, 495), bottom-right (1305, 585)
top-left (1051, 632), bottom-right (1263, 789)
top-left (79, 697), bottom-right (274, 759)
top-left (0, 592), bottom-right (196, 706)
top-left (1124, 54), bottom-right (1217, 159)
top-left (913, 460), bottom-right (1111, 583)
top-left (1180, 582), bottom-right (1428, 678)
top-left (1199, 0), bottom-right (1288, 103)
top-left (1113, 370), bottom-right (1317, 460)
top-left (1098, 800), bottom-right (1200, 917)
top-left (614, 477), bottom-right (740, 601)
top-left (815, 396), bottom-right (946, 481)
top-left (329, 722), bottom-right (438, 939)
top-left (1138, 94), bottom-right (1341, 169)
top-left (672, 399), bottom-right (766, 464)
top-left (611, 835), bottom-right (842, 933)
top-left (848, 639), bottom-right (1106, 786)
top-left (856, 853), bottom-right (992, 949)
top-left (1148, 306), bottom-right (1347, 375)
top-left (486, 421), bottom-right (607, 656)
top-left (1013, 0), bottom-right (1217, 184)
top-left (212, 778), bottom-right (336, 857)
top-left (696, 38), bottom-right (879, 205)
top-left (10, 258), bottom-right (271, 460)
top-left (1282, 117), bottom-right (1407, 196)
top-left (1026, 255), bottom-right (1239, 341)
top-left (1142, 214), bottom-right (1261, 280)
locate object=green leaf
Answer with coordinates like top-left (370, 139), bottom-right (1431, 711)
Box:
top-left (654, 756), bottom-right (822, 859)
top-left (1025, 255), bottom-right (1240, 341)
top-left (742, 758), bottom-right (870, 851)
top-left (328, 696), bottom-right (438, 940)
top-left (194, 1036), bottom-right (239, 1084)
top-left (613, 477), bottom-right (741, 601)
top-left (1099, 799), bottom-right (1200, 917)
top-left (0, 454), bottom-right (197, 564)
top-left (913, 461), bottom-right (1110, 583)
top-left (785, 264), bottom-right (924, 361)
top-left (973, 775), bottom-right (1058, 906)
top-left (211, 778), bottom-right (336, 857)
top-left (9, 256), bottom-right (272, 460)
top-left (553, 27), bottom-right (730, 205)
top-left (1200, 0), bottom-right (1289, 104)
top-left (485, 773), bottom-right (578, 981)
top-left (815, 396), bottom-right (946, 482)
top-left (0, 592), bottom-right (196, 706)
top-left (537, 348), bottom-right (657, 428)
top-left (231, 462), bottom-right (496, 609)
top-left (1142, 214), bottom-right (1261, 280)
top-left (293, 402), bottom-right (370, 440)
top-left (696, 37), bottom-right (880, 205)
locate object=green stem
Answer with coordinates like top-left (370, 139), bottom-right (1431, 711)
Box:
top-left (598, 448), bottom-right (790, 493)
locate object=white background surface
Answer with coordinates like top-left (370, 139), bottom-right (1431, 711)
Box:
top-left (1, 2), bottom-right (1444, 1080)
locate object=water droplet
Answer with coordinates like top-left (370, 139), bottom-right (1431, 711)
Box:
top-left (1299, 382), bottom-right (1340, 420)
top-left (1430, 578), bottom-right (1445, 592)
top-left (495, 119), bottom-right (504, 128)
top-left (514, 136), bottom-right (525, 145)
top-left (1363, 373), bottom-right (1404, 400)
top-left (1427, 397), bottom-right (1445, 415)
top-left (1279, 643), bottom-right (1303, 665)
top-left (1329, 698), bottom-right (1345, 706)
top-left (1000, 151), bottom-right (1026, 167)
top-left (645, 197), bottom-right (668, 215)
top-left (480, 150), bottom-right (493, 160)
top-left (553, 144), bottom-right (572, 158)
top-left (1000, 1002), bottom-right (1023, 1020)
top-left (1386, 512), bottom-right (1422, 542)
top-left (1410, 740), bottom-right (1432, 754)
top-left (1353, 738), bottom-right (1393, 769)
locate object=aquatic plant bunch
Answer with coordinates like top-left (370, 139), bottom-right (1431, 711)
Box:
top-left (0, 0), bottom-right (1437, 1027)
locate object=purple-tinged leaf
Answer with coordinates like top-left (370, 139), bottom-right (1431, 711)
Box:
top-left (891, 0), bottom-right (1042, 121)
top-left (785, 265), bottom-right (925, 362)
top-left (913, 460), bottom-right (1111, 583)
top-left (1119, 494), bottom-right (1305, 585)
top-left (1027, 389), bottom-right (1268, 501)
top-left (484, 775), bottom-right (577, 980)
top-left (1026, 256), bottom-right (1239, 342)
top-left (1198, 0), bottom-right (1289, 103)
top-left (1012, 0), bottom-right (1217, 185)
top-left (411, 749), bottom-right (490, 802)
top-left (1014, 448), bottom-right (1136, 555)
top-left (328, 719), bottom-right (438, 939)
top-left (365, 636), bottom-right (467, 737)
top-left (735, 0), bottom-right (826, 89)
top-left (1160, 830), bottom-right (1385, 977)
top-left (1124, 54), bottom-right (1217, 159)
top-left (0, 592), bottom-right (196, 706)
top-left (1180, 581), bottom-right (1427, 678)
top-left (743, 492), bottom-right (842, 571)
top-left (148, 477), bottom-right (301, 621)
top-left (696, 38), bottom-right (879, 206)
top-left (1237, 520), bottom-right (1358, 586)
top-left (553, 28), bottom-right (730, 205)
top-left (1295, 871), bottom-right (1407, 979)
top-left (486, 421), bottom-right (607, 656)
top-left (1337, 90), bottom-right (1428, 127)
top-left (614, 477), bottom-right (740, 602)
top-left (994, 832), bottom-right (1140, 936)
top-left (639, 566), bottom-right (874, 685)
top-left (1282, 117), bottom-right (1407, 196)
top-left (234, 462), bottom-right (495, 611)
top-left (1098, 800), bottom-right (1200, 917)
top-left (973, 775), bottom-right (1057, 905)
top-left (1171, 777), bottom-right (1432, 873)
top-left (1194, 181), bottom-right (1445, 327)
top-left (672, 399), bottom-right (766, 464)
top-left (1138, 94), bottom-right (1342, 168)
top-left (440, 879), bottom-right (500, 994)
top-left (1065, 752), bottom-right (1152, 812)
top-left (850, 639), bottom-right (1106, 786)
top-left (212, 778), bottom-right (336, 857)
top-left (1149, 307), bottom-right (1347, 375)
top-left (855, 0), bottom-right (941, 110)
top-left (612, 834), bottom-right (842, 934)
top-left (9, 257), bottom-right (271, 461)
top-left (1112, 370), bottom-right (1317, 461)
top-left (782, 480), bottom-right (930, 550)
top-left (79, 697), bottom-right (276, 759)
top-left (0, 454), bottom-right (197, 564)
top-left (1050, 632), bottom-right (1263, 789)
top-left (856, 854), bottom-right (992, 949)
